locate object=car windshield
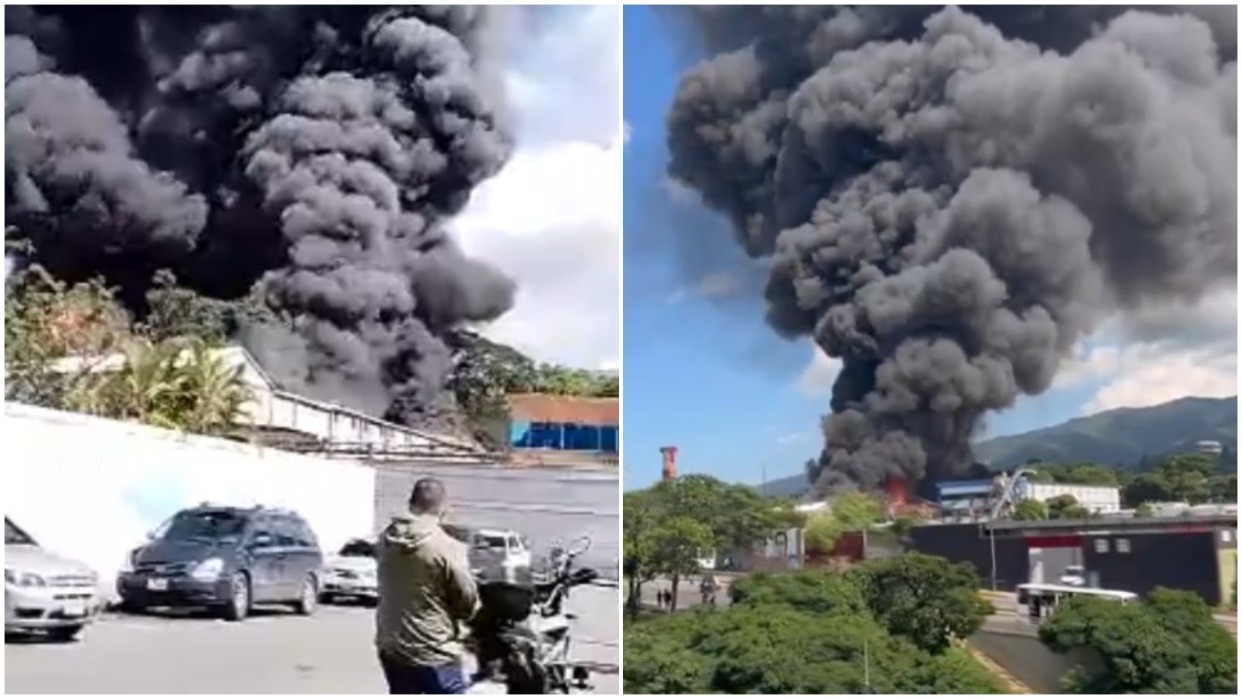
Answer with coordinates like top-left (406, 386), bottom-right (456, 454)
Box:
top-left (1064, 566), bottom-right (1084, 574)
top-left (161, 511), bottom-right (246, 543)
top-left (5, 518), bottom-right (36, 546)
top-left (339, 539), bottom-right (375, 557)
top-left (476, 535), bottom-right (507, 550)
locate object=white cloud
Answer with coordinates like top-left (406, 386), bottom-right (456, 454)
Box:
top-left (1053, 289), bottom-right (1238, 414)
top-left (776, 431), bottom-right (813, 446)
top-left (1084, 342), bottom-right (1236, 413)
top-left (797, 347), bottom-right (842, 397)
top-left (666, 270), bottom-right (742, 303)
top-left (662, 175), bottom-right (700, 206)
top-left (451, 7), bottom-right (620, 371)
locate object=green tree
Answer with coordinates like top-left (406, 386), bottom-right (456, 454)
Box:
top-left (650, 516), bottom-right (714, 612)
top-left (803, 492), bottom-right (884, 554)
top-left (624, 567), bottom-right (1002, 694)
top-left (1039, 589), bottom-right (1236, 693)
top-left (1134, 502), bottom-right (1155, 518)
top-left (1045, 494), bottom-right (1090, 520)
top-left (71, 338), bottom-right (253, 436)
top-left (1012, 498), bottom-right (1049, 521)
top-left (5, 265), bottom-right (132, 408)
top-left (849, 553), bottom-right (994, 653)
top-left (139, 270), bottom-right (273, 344)
top-left (447, 331), bottom-right (539, 449)
top-left (624, 489), bottom-right (662, 618)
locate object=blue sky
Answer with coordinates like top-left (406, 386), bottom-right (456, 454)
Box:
top-left (620, 6), bottom-right (1237, 491)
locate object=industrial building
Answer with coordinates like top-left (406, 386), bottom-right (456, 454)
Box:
top-left (507, 393), bottom-right (619, 457)
top-left (909, 514), bottom-right (1237, 605)
top-left (931, 471), bottom-right (1122, 519)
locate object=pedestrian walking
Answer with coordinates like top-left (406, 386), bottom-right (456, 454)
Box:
top-left (375, 477), bottom-right (479, 694)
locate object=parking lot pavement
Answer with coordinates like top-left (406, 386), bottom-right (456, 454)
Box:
top-left (5, 587), bottom-right (619, 694)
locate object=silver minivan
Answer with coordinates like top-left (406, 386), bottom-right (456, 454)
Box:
top-left (5, 517), bottom-right (102, 641)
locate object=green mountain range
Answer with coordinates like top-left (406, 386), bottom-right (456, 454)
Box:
top-left (974, 395), bottom-right (1236, 471)
top-left (760, 396), bottom-right (1237, 498)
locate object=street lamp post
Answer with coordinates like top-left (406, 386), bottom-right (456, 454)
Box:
top-left (989, 524), bottom-right (998, 591)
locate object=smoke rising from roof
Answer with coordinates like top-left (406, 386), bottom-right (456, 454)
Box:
top-left (665, 6), bottom-right (1237, 495)
top-left (5, 6), bottom-right (516, 427)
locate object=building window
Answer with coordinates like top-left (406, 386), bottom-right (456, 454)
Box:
top-left (1094, 538), bottom-right (1109, 553)
top-left (1116, 538), bottom-right (1131, 553)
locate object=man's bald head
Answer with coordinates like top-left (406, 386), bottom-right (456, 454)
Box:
top-left (409, 477), bottom-right (447, 515)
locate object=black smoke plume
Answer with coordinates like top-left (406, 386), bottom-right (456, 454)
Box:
top-left (665, 6), bottom-right (1237, 495)
top-left (5, 6), bottom-right (515, 427)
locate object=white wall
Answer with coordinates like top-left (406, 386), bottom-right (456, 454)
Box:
top-left (1025, 483), bottom-right (1121, 514)
top-left (4, 403), bottom-right (375, 601)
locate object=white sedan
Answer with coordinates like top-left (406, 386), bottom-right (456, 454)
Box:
top-left (320, 539), bottom-right (377, 605)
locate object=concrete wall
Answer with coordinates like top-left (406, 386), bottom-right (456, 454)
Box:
top-left (969, 624), bottom-right (1102, 694)
top-left (373, 462), bottom-right (619, 580)
top-left (4, 403), bottom-right (375, 601)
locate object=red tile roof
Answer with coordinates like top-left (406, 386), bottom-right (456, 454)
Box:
top-left (508, 393), bottom-right (619, 427)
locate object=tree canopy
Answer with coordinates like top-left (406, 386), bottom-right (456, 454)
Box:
top-left (803, 491), bottom-right (886, 554)
top-left (623, 475), bottom-right (800, 615)
top-left (1039, 587), bottom-right (1236, 693)
top-left (624, 561), bottom-right (1002, 694)
top-left (6, 259), bottom-right (612, 447)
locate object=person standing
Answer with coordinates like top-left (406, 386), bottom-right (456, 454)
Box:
top-left (376, 478), bottom-right (479, 694)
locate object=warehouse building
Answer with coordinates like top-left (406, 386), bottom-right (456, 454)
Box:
top-left (908, 514), bottom-right (1237, 605)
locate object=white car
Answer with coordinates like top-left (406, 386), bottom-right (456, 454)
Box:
top-left (1059, 565), bottom-right (1087, 587)
top-left (321, 539), bottom-right (378, 605)
top-left (443, 525), bottom-right (533, 584)
top-left (5, 517), bottom-right (102, 640)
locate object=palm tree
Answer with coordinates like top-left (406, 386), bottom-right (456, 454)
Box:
top-left (179, 339), bottom-right (253, 435)
top-left (70, 339), bottom-right (253, 436)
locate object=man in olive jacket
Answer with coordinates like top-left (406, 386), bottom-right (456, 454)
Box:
top-left (376, 477), bottom-right (479, 694)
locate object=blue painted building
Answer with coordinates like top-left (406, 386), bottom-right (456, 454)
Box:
top-left (507, 393), bottom-right (619, 454)
top-left (934, 478), bottom-right (998, 519)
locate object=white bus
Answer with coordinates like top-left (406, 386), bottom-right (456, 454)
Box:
top-left (1015, 583), bottom-right (1138, 622)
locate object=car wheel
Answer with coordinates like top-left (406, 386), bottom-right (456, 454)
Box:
top-left (222, 572), bottom-right (251, 622)
top-left (46, 625), bottom-right (83, 642)
top-left (293, 574), bottom-right (317, 615)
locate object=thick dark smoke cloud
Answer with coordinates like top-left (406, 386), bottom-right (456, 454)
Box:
top-left (665, 6), bottom-right (1237, 495)
top-left (5, 6), bottom-right (515, 427)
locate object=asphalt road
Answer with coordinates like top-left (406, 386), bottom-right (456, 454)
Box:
top-left (5, 587), bottom-right (619, 694)
top-left (638, 576), bottom-right (735, 612)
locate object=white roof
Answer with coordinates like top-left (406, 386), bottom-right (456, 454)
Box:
top-left (45, 344), bottom-right (479, 452)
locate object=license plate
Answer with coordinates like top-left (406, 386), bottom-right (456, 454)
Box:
top-left (62, 601), bottom-right (87, 617)
top-left (147, 578), bottom-right (169, 591)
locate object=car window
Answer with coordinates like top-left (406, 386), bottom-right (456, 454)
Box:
top-left (295, 519), bottom-right (319, 549)
top-left (249, 518), bottom-right (274, 546)
top-left (272, 516), bottom-right (298, 547)
top-left (5, 518), bottom-right (36, 546)
top-left (339, 539), bottom-right (375, 557)
top-left (163, 510), bottom-right (247, 543)
top-left (477, 534), bottom-right (507, 551)
top-left (507, 535), bottom-right (522, 553)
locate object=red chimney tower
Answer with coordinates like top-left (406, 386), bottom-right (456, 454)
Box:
top-left (660, 446), bottom-right (678, 481)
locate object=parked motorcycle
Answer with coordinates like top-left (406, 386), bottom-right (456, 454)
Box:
top-left (467, 536), bottom-right (598, 694)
